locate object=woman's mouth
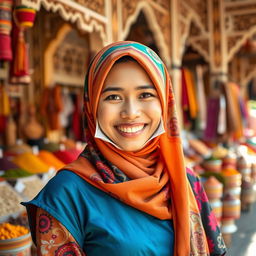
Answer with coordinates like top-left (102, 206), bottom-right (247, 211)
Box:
top-left (115, 124), bottom-right (146, 137)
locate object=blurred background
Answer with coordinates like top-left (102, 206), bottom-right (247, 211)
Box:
top-left (1, 0), bottom-right (256, 255)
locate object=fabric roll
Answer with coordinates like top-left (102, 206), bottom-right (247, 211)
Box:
top-left (223, 82), bottom-right (240, 136)
top-left (229, 83), bottom-right (243, 139)
top-left (217, 95), bottom-right (226, 134)
top-left (184, 69), bottom-right (198, 119)
top-left (204, 98), bottom-right (220, 140)
top-left (196, 65), bottom-right (207, 130)
top-left (0, 0), bottom-right (13, 60)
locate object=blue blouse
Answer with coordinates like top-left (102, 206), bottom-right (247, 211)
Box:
top-left (22, 170), bottom-right (174, 256)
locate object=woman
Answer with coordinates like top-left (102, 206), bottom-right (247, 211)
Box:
top-left (23, 41), bottom-right (226, 256)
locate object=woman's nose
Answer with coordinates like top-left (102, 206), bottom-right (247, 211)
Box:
top-left (120, 101), bottom-right (141, 119)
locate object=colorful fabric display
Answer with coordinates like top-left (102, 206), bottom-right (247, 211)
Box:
top-left (13, 152), bottom-right (50, 173)
top-left (38, 150), bottom-right (65, 170)
top-left (0, 0), bottom-right (13, 60)
top-left (204, 98), bottom-right (220, 140)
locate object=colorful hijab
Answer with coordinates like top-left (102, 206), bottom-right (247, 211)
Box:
top-left (61, 41), bottom-right (209, 255)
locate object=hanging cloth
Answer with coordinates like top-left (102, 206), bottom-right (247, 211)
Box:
top-left (204, 97), bottom-right (220, 141)
top-left (217, 95), bottom-right (226, 135)
top-left (184, 69), bottom-right (198, 119)
top-left (229, 82), bottom-right (244, 140)
top-left (196, 65), bottom-right (207, 130)
top-left (0, 0), bottom-right (13, 60)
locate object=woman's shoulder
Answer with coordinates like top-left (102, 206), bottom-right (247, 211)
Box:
top-left (34, 170), bottom-right (92, 202)
top-left (47, 170), bottom-right (84, 188)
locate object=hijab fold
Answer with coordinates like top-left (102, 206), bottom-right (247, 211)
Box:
top-left (60, 41), bottom-right (209, 255)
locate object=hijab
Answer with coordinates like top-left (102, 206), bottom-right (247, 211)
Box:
top-left (61, 41), bottom-right (209, 255)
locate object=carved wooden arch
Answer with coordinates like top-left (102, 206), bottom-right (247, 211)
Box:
top-left (121, 2), bottom-right (170, 68)
top-left (228, 25), bottom-right (256, 63)
top-left (20, 0), bottom-right (108, 44)
top-left (180, 16), bottom-right (209, 63)
top-left (44, 23), bottom-right (72, 86)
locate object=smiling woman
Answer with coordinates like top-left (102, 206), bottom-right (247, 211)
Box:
top-left (97, 59), bottom-right (162, 152)
top-left (22, 41), bottom-right (227, 256)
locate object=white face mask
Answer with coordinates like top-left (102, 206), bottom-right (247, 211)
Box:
top-left (94, 118), bottom-right (165, 150)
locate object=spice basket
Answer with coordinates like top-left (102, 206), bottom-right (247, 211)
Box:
top-left (0, 232), bottom-right (32, 256)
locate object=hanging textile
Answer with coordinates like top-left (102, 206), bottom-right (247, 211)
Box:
top-left (229, 82), bottom-right (244, 140)
top-left (181, 68), bottom-right (190, 126)
top-left (10, 5), bottom-right (36, 84)
top-left (40, 85), bottom-right (63, 130)
top-left (217, 95), bottom-right (226, 135)
top-left (222, 82), bottom-right (238, 135)
top-left (72, 93), bottom-right (83, 140)
top-left (195, 65), bottom-right (207, 130)
top-left (0, 86), bottom-right (10, 134)
top-left (184, 68), bottom-right (198, 119)
top-left (204, 97), bottom-right (220, 141)
top-left (0, 0), bottom-right (13, 60)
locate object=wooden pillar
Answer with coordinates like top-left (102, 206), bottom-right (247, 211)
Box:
top-left (208, 0), bottom-right (228, 91)
top-left (105, 0), bottom-right (121, 43)
top-left (170, 0), bottom-right (183, 128)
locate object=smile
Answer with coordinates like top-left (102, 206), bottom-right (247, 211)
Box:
top-left (116, 124), bottom-right (146, 135)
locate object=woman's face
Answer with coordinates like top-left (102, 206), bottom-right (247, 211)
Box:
top-left (97, 61), bottom-right (162, 152)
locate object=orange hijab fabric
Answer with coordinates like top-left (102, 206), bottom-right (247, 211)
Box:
top-left (61, 41), bottom-right (208, 255)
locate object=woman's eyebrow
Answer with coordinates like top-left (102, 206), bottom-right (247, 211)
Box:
top-left (136, 85), bottom-right (155, 90)
top-left (102, 85), bottom-right (155, 93)
top-left (102, 87), bottom-right (123, 93)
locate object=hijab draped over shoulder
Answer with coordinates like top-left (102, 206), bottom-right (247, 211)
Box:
top-left (62, 41), bottom-right (209, 255)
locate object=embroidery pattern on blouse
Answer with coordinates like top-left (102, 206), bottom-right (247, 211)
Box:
top-left (36, 208), bottom-right (85, 256)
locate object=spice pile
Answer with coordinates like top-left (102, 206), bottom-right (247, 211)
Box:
top-left (0, 223), bottom-right (29, 240)
top-left (0, 182), bottom-right (24, 219)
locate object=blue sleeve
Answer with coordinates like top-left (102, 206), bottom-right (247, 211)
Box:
top-left (21, 170), bottom-right (88, 248)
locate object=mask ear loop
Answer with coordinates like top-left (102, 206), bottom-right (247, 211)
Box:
top-left (94, 118), bottom-right (165, 150)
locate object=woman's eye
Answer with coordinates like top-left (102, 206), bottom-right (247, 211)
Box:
top-left (139, 92), bottom-right (155, 99)
top-left (105, 94), bottom-right (122, 101)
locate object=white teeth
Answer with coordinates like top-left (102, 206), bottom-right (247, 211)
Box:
top-left (117, 125), bottom-right (144, 133)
